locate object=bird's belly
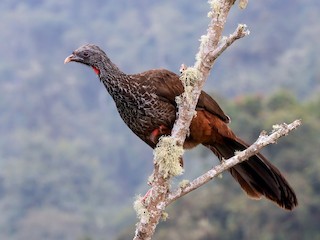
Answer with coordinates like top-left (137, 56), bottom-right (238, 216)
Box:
top-left (117, 102), bottom-right (176, 143)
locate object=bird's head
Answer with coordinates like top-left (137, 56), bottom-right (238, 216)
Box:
top-left (64, 44), bottom-right (107, 75)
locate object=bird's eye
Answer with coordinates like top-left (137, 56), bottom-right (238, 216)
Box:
top-left (83, 51), bottom-right (89, 57)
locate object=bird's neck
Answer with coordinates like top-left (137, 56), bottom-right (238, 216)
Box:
top-left (98, 55), bottom-right (131, 97)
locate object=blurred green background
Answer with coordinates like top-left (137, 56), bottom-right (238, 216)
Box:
top-left (0, 0), bottom-right (319, 239)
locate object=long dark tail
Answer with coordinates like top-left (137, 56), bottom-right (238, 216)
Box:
top-left (205, 137), bottom-right (298, 210)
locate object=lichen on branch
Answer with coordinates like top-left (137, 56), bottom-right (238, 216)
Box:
top-left (179, 66), bottom-right (201, 90)
top-left (134, 196), bottom-right (150, 224)
top-left (153, 136), bottom-right (184, 179)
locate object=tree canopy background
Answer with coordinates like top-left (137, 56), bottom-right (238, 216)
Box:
top-left (0, 1), bottom-right (319, 239)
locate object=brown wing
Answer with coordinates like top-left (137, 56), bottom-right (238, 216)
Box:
top-left (197, 91), bottom-right (230, 123)
top-left (137, 69), bottom-right (230, 123)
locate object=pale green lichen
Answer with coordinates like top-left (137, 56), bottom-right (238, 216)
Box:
top-left (179, 179), bottom-right (190, 188)
top-left (185, 85), bottom-right (194, 93)
top-left (208, 0), bottom-right (221, 15)
top-left (154, 136), bottom-right (184, 179)
top-left (175, 95), bottom-right (182, 106)
top-left (272, 124), bottom-right (281, 131)
top-left (195, 35), bottom-right (209, 66)
top-left (179, 67), bottom-right (201, 105)
top-left (161, 211), bottom-right (169, 221)
top-left (234, 150), bottom-right (242, 156)
top-left (238, 0), bottom-right (249, 9)
top-left (179, 67), bottom-right (201, 89)
top-left (133, 196), bottom-right (150, 223)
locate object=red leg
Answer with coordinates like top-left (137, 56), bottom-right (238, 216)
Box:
top-left (149, 125), bottom-right (170, 144)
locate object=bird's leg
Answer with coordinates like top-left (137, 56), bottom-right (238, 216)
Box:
top-left (149, 125), bottom-right (171, 144)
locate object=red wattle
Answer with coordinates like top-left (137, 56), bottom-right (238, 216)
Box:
top-left (92, 67), bottom-right (100, 75)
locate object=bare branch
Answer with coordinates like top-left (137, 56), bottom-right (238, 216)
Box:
top-left (207, 24), bottom-right (249, 64)
top-left (133, 165), bottom-right (169, 240)
top-left (167, 120), bottom-right (302, 204)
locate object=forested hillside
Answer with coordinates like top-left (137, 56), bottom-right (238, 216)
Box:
top-left (0, 0), bottom-right (319, 239)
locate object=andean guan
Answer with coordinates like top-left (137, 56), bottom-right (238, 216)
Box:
top-left (64, 44), bottom-right (297, 210)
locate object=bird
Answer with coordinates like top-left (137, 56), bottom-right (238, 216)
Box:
top-left (64, 44), bottom-right (298, 210)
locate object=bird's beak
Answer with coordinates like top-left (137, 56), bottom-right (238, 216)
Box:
top-left (64, 54), bottom-right (83, 64)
